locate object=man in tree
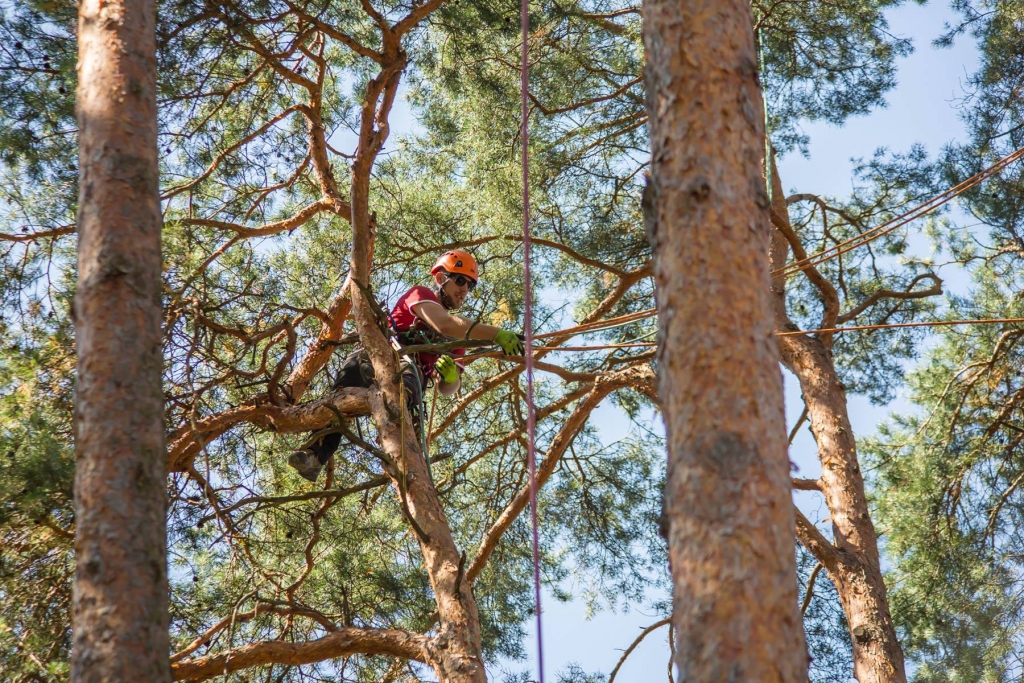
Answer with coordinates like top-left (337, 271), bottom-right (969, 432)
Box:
top-left (288, 249), bottom-right (525, 481)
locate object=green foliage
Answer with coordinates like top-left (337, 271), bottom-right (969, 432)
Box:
top-left (0, 1), bottom-right (77, 180)
top-left (0, 0), bottom-right (954, 679)
top-left (862, 4), bottom-right (1024, 680)
top-left (757, 0), bottom-right (925, 154)
top-left (0, 309), bottom-right (75, 680)
top-left (866, 284), bottom-right (1024, 681)
top-left (555, 663), bottom-right (609, 683)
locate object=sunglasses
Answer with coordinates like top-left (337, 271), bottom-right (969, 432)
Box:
top-left (448, 274), bottom-right (477, 291)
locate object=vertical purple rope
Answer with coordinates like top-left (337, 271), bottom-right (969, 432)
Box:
top-left (520, 0), bottom-right (544, 681)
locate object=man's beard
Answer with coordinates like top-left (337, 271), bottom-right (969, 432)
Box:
top-left (437, 285), bottom-right (457, 310)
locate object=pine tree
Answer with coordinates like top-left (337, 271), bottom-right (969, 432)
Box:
top-left (0, 0), bottom-right (942, 680)
top-left (865, 3), bottom-right (1024, 679)
top-left (643, 0), bottom-right (808, 678)
top-left (72, 0), bottom-right (169, 680)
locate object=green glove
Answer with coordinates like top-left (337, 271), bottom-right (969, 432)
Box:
top-left (435, 355), bottom-right (460, 384)
top-left (494, 329), bottom-right (525, 356)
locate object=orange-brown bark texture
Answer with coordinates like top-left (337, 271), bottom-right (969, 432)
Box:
top-left (769, 162), bottom-right (908, 683)
top-left (642, 1), bottom-right (809, 680)
top-left (73, 1), bottom-right (170, 681)
top-left (345, 37), bottom-right (485, 683)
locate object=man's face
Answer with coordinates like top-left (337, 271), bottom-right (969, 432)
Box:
top-left (435, 272), bottom-right (473, 309)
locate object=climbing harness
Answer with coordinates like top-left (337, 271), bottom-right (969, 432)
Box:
top-left (520, 0), bottom-right (545, 678)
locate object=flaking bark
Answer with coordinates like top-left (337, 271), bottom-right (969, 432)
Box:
top-left (72, 0), bottom-right (169, 681)
top-left (642, 1), bottom-right (809, 680)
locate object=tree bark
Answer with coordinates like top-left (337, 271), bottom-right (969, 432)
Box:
top-left (642, 1), bottom-right (808, 680)
top-left (344, 30), bottom-right (486, 683)
top-left (769, 156), bottom-right (908, 683)
top-left (72, 0), bottom-right (169, 681)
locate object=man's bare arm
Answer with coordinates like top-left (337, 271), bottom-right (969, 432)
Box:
top-left (411, 301), bottom-right (501, 341)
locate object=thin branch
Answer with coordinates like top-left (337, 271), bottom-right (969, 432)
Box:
top-left (0, 225), bottom-right (75, 242)
top-left (800, 563), bottom-right (823, 615)
top-left (608, 618), bottom-right (671, 683)
top-left (178, 198), bottom-right (339, 238)
top-left (393, 0), bottom-right (454, 37)
top-left (529, 76), bottom-right (642, 117)
top-left (793, 506), bottom-right (843, 575)
top-left (836, 273), bottom-right (943, 325)
top-left (170, 602), bottom-right (338, 663)
top-left (197, 476), bottom-right (388, 525)
top-left (162, 105), bottom-right (304, 200)
top-left (284, 1), bottom-right (383, 62)
top-left (788, 405), bottom-right (808, 444)
top-left (166, 387), bottom-right (373, 472)
top-left (770, 205), bottom-right (840, 333)
top-left (466, 366), bottom-right (652, 582)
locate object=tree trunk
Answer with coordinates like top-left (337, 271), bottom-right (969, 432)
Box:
top-left (345, 40), bottom-right (486, 683)
top-left (768, 156), bottom-right (908, 683)
top-left (73, 1), bottom-right (169, 681)
top-left (642, 1), bottom-right (809, 680)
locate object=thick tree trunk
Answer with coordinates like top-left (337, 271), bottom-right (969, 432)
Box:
top-left (642, 1), bottom-right (809, 680)
top-left (72, 1), bottom-right (169, 681)
top-left (769, 159), bottom-right (907, 683)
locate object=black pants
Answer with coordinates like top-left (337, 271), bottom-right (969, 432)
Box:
top-left (307, 349), bottom-right (425, 466)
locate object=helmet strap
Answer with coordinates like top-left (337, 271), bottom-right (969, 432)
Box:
top-left (435, 274), bottom-right (458, 311)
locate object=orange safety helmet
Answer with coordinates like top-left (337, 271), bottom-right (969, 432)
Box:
top-left (431, 249), bottom-right (479, 283)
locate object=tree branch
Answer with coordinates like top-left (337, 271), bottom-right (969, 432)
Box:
top-left (0, 225), bottom-right (76, 242)
top-left (170, 602), bottom-right (338, 664)
top-left (608, 618), bottom-right (671, 683)
top-left (167, 387), bottom-right (372, 471)
top-left (801, 562), bottom-right (823, 616)
top-left (171, 627), bottom-right (430, 680)
top-left (836, 273), bottom-right (943, 325)
top-left (393, 0), bottom-right (454, 37)
top-left (793, 506), bottom-right (842, 575)
top-left (162, 105), bottom-right (305, 200)
top-left (466, 366), bottom-right (652, 582)
top-left (529, 76), bottom-right (642, 117)
top-left (179, 199), bottom-right (340, 238)
top-left (284, 1), bottom-right (383, 62)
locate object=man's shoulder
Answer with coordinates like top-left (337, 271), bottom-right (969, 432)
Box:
top-left (398, 285), bottom-right (439, 307)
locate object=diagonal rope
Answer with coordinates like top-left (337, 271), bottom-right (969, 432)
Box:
top-left (533, 307), bottom-right (657, 339)
top-left (777, 317), bottom-right (1024, 337)
top-left (520, 0), bottom-right (545, 679)
top-left (774, 145), bottom-right (1024, 280)
top-left (459, 318), bottom-right (1024, 361)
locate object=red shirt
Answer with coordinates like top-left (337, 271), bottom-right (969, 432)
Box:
top-left (389, 285), bottom-right (465, 378)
